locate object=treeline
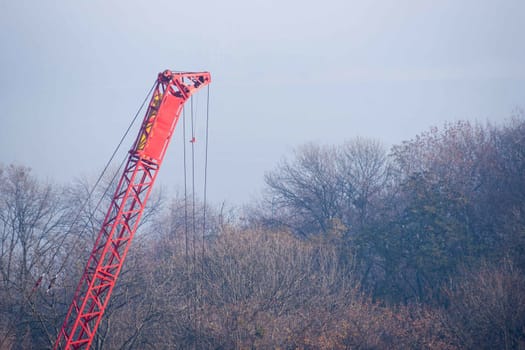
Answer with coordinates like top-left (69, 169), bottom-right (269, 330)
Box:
top-left (0, 115), bottom-right (524, 349)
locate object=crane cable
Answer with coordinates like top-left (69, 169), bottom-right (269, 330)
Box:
top-left (202, 85), bottom-right (210, 257)
top-left (32, 81), bottom-right (157, 296)
top-left (183, 101), bottom-right (189, 261)
top-left (190, 93), bottom-right (198, 334)
top-left (188, 87), bottom-right (211, 249)
top-left (181, 85), bottom-right (211, 334)
top-left (191, 95), bottom-right (197, 266)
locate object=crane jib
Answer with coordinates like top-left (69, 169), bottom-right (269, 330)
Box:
top-left (137, 93), bottom-right (183, 161)
top-left (54, 69), bottom-right (211, 350)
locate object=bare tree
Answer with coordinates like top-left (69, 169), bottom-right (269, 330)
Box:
top-left (0, 164), bottom-right (70, 348)
top-left (263, 143), bottom-right (342, 236)
top-left (260, 138), bottom-right (390, 238)
top-left (444, 260), bottom-right (525, 349)
top-left (336, 137), bottom-right (392, 230)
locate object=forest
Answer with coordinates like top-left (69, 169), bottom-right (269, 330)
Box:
top-left (1, 114), bottom-right (524, 349)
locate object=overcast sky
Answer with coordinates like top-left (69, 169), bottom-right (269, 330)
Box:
top-left (1, 0), bottom-right (524, 206)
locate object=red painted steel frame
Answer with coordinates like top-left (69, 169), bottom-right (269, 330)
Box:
top-left (54, 70), bottom-right (211, 350)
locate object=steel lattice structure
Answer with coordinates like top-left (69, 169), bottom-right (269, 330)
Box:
top-left (54, 70), bottom-right (211, 350)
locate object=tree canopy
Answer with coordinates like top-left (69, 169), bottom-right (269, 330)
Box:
top-left (1, 115), bottom-right (524, 349)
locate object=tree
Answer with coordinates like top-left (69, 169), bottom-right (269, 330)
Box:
top-left (259, 138), bottom-right (390, 238)
top-left (336, 137), bottom-right (392, 231)
top-left (483, 115), bottom-right (525, 268)
top-left (262, 143), bottom-right (343, 236)
top-left (365, 117), bottom-right (525, 303)
top-left (367, 172), bottom-right (473, 303)
top-left (0, 164), bottom-right (70, 348)
top-left (444, 260), bottom-right (525, 349)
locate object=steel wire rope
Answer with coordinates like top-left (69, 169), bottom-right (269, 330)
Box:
top-left (182, 89), bottom-right (210, 337)
top-left (182, 92), bottom-right (198, 330)
top-left (183, 104), bottom-right (189, 261)
top-left (176, 83), bottom-right (210, 343)
top-left (192, 87), bottom-right (212, 340)
top-left (191, 95), bottom-right (197, 260)
top-left (181, 99), bottom-right (192, 327)
top-left (190, 94), bottom-right (199, 337)
top-left (202, 85), bottom-right (210, 260)
top-left (37, 80), bottom-right (157, 294)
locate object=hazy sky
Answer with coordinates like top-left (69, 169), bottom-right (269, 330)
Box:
top-left (1, 0), bottom-right (524, 205)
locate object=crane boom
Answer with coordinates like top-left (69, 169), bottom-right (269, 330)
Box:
top-left (54, 70), bottom-right (211, 350)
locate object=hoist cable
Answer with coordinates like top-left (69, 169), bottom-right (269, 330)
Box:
top-left (202, 85), bottom-right (210, 257)
top-left (38, 81), bottom-right (157, 292)
top-left (191, 95), bottom-right (197, 254)
top-left (189, 95), bottom-right (199, 335)
top-left (182, 104), bottom-right (189, 261)
top-left (182, 101), bottom-right (193, 326)
top-left (190, 96), bottom-right (197, 270)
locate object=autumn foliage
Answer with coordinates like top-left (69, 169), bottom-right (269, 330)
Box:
top-left (1, 114), bottom-right (524, 349)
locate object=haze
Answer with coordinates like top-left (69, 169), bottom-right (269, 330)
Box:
top-left (1, 0), bottom-right (524, 205)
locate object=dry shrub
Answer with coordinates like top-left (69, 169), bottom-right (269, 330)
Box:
top-left (444, 260), bottom-right (525, 349)
top-left (184, 229), bottom-right (456, 349)
top-left (103, 228), bottom-right (460, 349)
top-left (0, 321), bottom-right (15, 350)
top-left (298, 301), bottom-right (456, 350)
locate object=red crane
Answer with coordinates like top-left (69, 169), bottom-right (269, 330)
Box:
top-left (54, 69), bottom-right (211, 350)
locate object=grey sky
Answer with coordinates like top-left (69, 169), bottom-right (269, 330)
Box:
top-left (1, 0), bottom-right (524, 205)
